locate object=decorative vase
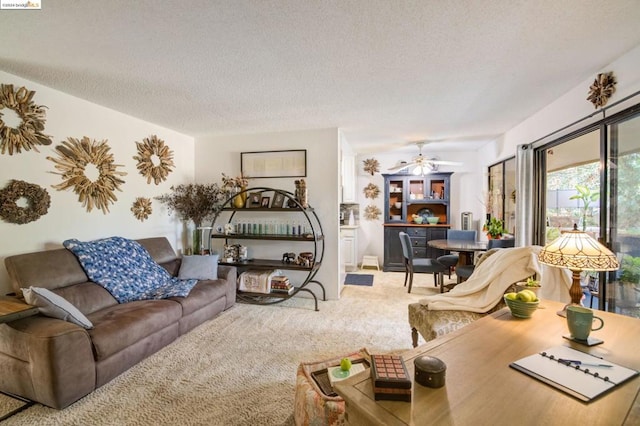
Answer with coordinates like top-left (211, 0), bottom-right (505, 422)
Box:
top-left (184, 221), bottom-right (195, 255)
top-left (233, 186), bottom-right (247, 208)
top-left (192, 226), bottom-right (201, 255)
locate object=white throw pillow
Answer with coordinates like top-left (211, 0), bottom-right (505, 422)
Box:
top-left (178, 255), bottom-right (219, 280)
top-left (22, 286), bottom-right (93, 329)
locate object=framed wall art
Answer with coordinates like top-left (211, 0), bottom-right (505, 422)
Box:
top-left (241, 149), bottom-right (306, 178)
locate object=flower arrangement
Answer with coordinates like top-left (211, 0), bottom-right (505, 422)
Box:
top-left (220, 173), bottom-right (249, 192)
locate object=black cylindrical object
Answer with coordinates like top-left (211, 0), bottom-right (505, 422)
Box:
top-left (414, 356), bottom-right (446, 388)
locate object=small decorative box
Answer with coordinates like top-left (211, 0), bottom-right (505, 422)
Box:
top-left (370, 354), bottom-right (412, 402)
top-left (414, 355), bottom-right (446, 388)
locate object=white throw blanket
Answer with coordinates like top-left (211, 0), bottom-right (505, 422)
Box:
top-left (419, 246), bottom-right (572, 312)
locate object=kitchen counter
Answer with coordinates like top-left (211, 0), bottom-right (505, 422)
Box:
top-left (340, 224), bottom-right (359, 229)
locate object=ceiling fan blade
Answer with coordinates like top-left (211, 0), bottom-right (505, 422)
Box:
top-left (387, 161), bottom-right (416, 172)
top-left (428, 160), bottom-right (463, 166)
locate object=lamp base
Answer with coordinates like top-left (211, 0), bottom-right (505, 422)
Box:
top-left (556, 302), bottom-right (583, 317)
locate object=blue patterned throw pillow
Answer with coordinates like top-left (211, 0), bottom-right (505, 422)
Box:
top-left (63, 236), bottom-right (197, 303)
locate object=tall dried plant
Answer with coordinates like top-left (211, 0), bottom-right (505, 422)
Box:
top-left (155, 183), bottom-right (228, 227)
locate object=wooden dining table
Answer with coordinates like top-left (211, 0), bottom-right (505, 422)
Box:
top-left (427, 239), bottom-right (487, 266)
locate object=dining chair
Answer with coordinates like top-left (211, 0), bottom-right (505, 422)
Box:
top-left (455, 238), bottom-right (515, 283)
top-left (399, 232), bottom-right (448, 293)
top-left (581, 274), bottom-right (599, 308)
top-left (437, 229), bottom-right (478, 277)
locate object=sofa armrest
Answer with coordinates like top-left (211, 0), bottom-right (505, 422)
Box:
top-left (0, 316), bottom-right (96, 409)
top-left (217, 265), bottom-right (237, 309)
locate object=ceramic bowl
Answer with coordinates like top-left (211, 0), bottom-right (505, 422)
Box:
top-left (391, 215), bottom-right (401, 221)
top-left (413, 217), bottom-right (424, 224)
top-left (426, 217), bottom-right (439, 224)
top-left (394, 202), bottom-right (402, 209)
top-left (504, 296), bottom-right (539, 318)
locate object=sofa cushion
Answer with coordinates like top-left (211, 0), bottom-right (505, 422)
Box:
top-left (170, 279), bottom-right (228, 317)
top-left (22, 286), bottom-right (94, 329)
top-left (87, 299), bottom-right (182, 361)
top-left (178, 255), bottom-right (219, 280)
top-left (63, 236), bottom-right (198, 303)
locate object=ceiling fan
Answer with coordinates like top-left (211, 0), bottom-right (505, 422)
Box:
top-left (387, 141), bottom-right (462, 175)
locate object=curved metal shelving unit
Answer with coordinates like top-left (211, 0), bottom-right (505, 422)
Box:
top-left (209, 187), bottom-right (325, 310)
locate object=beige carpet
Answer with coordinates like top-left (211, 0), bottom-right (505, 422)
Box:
top-left (1, 270), bottom-right (446, 425)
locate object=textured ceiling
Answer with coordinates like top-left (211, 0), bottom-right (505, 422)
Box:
top-left (1, 1), bottom-right (639, 154)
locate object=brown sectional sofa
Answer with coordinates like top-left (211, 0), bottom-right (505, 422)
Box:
top-left (0, 237), bottom-right (236, 409)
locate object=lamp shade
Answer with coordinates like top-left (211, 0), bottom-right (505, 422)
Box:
top-left (538, 226), bottom-right (619, 271)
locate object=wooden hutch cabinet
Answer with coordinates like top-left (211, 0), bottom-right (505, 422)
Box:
top-left (382, 173), bottom-right (452, 271)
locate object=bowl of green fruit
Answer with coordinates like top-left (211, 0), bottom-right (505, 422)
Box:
top-left (503, 289), bottom-right (539, 318)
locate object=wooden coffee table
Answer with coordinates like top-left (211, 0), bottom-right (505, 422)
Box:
top-left (334, 299), bottom-right (640, 425)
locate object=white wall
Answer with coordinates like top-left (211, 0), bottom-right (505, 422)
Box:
top-left (194, 129), bottom-right (341, 300)
top-left (494, 44), bottom-right (640, 164)
top-left (0, 71), bottom-right (195, 296)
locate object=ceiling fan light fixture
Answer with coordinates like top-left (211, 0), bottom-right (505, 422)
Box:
top-left (412, 164), bottom-right (430, 176)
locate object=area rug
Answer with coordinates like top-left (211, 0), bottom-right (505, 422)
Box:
top-left (344, 273), bottom-right (374, 286)
top-left (0, 270), bottom-right (443, 426)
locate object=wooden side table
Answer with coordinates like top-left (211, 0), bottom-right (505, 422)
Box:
top-left (0, 296), bottom-right (39, 324)
top-left (0, 296), bottom-right (38, 419)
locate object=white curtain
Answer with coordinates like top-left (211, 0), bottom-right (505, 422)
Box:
top-left (515, 144), bottom-right (534, 246)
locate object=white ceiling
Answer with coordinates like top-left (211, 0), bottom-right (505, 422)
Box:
top-left (1, 1), bottom-right (640, 155)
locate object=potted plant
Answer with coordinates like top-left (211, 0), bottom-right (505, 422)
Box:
top-left (620, 255), bottom-right (640, 284)
top-left (156, 182), bottom-right (230, 254)
top-left (569, 185), bottom-right (599, 231)
top-left (483, 217), bottom-right (504, 239)
top-left (515, 276), bottom-right (542, 295)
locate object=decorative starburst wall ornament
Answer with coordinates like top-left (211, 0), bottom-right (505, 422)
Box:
top-left (363, 158), bottom-right (380, 175)
top-left (363, 183), bottom-right (380, 199)
top-left (131, 197), bottom-right (153, 221)
top-left (133, 135), bottom-right (175, 185)
top-left (364, 205), bottom-right (381, 221)
top-left (0, 84), bottom-right (52, 155)
top-left (587, 71), bottom-right (617, 109)
top-left (47, 136), bottom-right (127, 214)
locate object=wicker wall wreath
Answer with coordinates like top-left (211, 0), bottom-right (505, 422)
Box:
top-left (0, 179), bottom-right (51, 224)
top-left (0, 84), bottom-right (52, 155)
top-left (131, 197), bottom-right (152, 221)
top-left (133, 135), bottom-right (175, 185)
top-left (47, 136), bottom-right (127, 214)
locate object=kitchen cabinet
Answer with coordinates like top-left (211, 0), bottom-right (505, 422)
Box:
top-left (382, 173), bottom-right (452, 271)
top-left (341, 154), bottom-right (356, 203)
top-left (340, 226), bottom-right (358, 272)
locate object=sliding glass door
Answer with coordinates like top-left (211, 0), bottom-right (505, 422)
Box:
top-left (534, 106), bottom-right (640, 318)
top-left (606, 112), bottom-right (640, 318)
